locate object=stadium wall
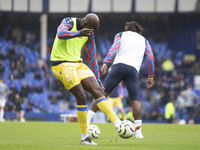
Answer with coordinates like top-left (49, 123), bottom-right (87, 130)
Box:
top-left (0, 0), bottom-right (199, 14)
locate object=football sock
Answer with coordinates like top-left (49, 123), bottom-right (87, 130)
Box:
top-left (87, 110), bottom-right (96, 125)
top-left (123, 116), bottom-right (127, 120)
top-left (76, 105), bottom-right (88, 140)
top-left (134, 120), bottom-right (142, 127)
top-left (81, 133), bottom-right (88, 141)
top-left (95, 96), bottom-right (121, 127)
top-left (114, 119), bottom-right (121, 127)
top-left (134, 120), bottom-right (143, 135)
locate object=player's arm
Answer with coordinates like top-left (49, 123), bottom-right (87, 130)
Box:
top-left (145, 39), bottom-right (155, 88)
top-left (85, 34), bottom-right (102, 86)
top-left (57, 18), bottom-right (81, 39)
top-left (103, 32), bottom-right (122, 65)
top-left (101, 33), bottom-right (122, 74)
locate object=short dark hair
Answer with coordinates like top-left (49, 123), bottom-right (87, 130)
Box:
top-left (125, 21), bottom-right (144, 34)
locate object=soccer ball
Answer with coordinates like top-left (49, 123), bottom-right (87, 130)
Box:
top-left (116, 120), bottom-right (135, 138)
top-left (88, 124), bottom-right (100, 139)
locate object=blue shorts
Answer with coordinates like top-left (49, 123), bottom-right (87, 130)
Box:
top-left (104, 63), bottom-right (140, 100)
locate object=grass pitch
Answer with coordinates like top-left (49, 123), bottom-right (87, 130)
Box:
top-left (0, 122), bottom-right (200, 150)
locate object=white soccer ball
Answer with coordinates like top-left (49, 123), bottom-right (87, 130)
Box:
top-left (116, 120), bottom-right (135, 139)
top-left (88, 124), bottom-right (100, 139)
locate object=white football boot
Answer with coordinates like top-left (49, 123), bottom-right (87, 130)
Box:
top-left (80, 137), bottom-right (97, 145)
top-left (135, 125), bottom-right (144, 139)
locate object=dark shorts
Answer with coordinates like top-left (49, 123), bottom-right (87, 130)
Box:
top-left (104, 63), bottom-right (140, 100)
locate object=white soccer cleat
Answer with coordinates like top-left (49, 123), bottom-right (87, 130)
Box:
top-left (135, 133), bottom-right (144, 139)
top-left (135, 125), bottom-right (144, 139)
top-left (80, 137), bottom-right (97, 145)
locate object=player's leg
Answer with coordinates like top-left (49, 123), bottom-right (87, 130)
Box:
top-left (69, 84), bottom-right (96, 145)
top-left (124, 65), bottom-right (144, 139)
top-left (87, 92), bottom-right (109, 112)
top-left (16, 111), bottom-right (20, 121)
top-left (70, 84), bottom-right (88, 140)
top-left (115, 98), bottom-right (127, 120)
top-left (130, 100), bottom-right (144, 138)
top-left (20, 109), bottom-right (25, 122)
top-left (130, 100), bottom-right (142, 120)
top-left (87, 91), bottom-right (110, 125)
top-left (0, 106), bottom-right (5, 122)
top-left (0, 100), bottom-right (6, 122)
top-left (87, 100), bottom-right (98, 125)
top-left (106, 97), bottom-right (115, 122)
top-left (82, 76), bottom-right (121, 127)
top-left (87, 64), bottom-right (123, 125)
top-left (52, 63), bottom-right (96, 145)
top-left (118, 107), bottom-right (127, 120)
top-left (15, 103), bottom-right (21, 121)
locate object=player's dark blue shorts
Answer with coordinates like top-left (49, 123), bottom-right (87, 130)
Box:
top-left (104, 63), bottom-right (140, 101)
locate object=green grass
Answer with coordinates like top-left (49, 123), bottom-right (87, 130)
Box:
top-left (0, 122), bottom-right (200, 150)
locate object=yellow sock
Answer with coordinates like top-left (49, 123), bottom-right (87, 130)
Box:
top-left (76, 105), bottom-right (87, 134)
top-left (96, 96), bottom-right (119, 123)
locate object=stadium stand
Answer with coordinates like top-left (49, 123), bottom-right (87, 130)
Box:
top-left (0, 12), bottom-right (200, 123)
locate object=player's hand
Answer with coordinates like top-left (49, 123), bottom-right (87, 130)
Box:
top-left (99, 83), bottom-right (105, 90)
top-left (147, 78), bottom-right (154, 89)
top-left (80, 28), bottom-right (94, 36)
top-left (101, 64), bottom-right (107, 75)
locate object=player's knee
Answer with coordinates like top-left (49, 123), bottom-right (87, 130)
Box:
top-left (91, 86), bottom-right (104, 99)
top-left (104, 92), bottom-right (109, 97)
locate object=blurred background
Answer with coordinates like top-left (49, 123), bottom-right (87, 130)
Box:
top-left (0, 0), bottom-right (200, 124)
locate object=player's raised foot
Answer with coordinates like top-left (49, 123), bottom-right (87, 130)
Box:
top-left (80, 137), bottom-right (97, 145)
